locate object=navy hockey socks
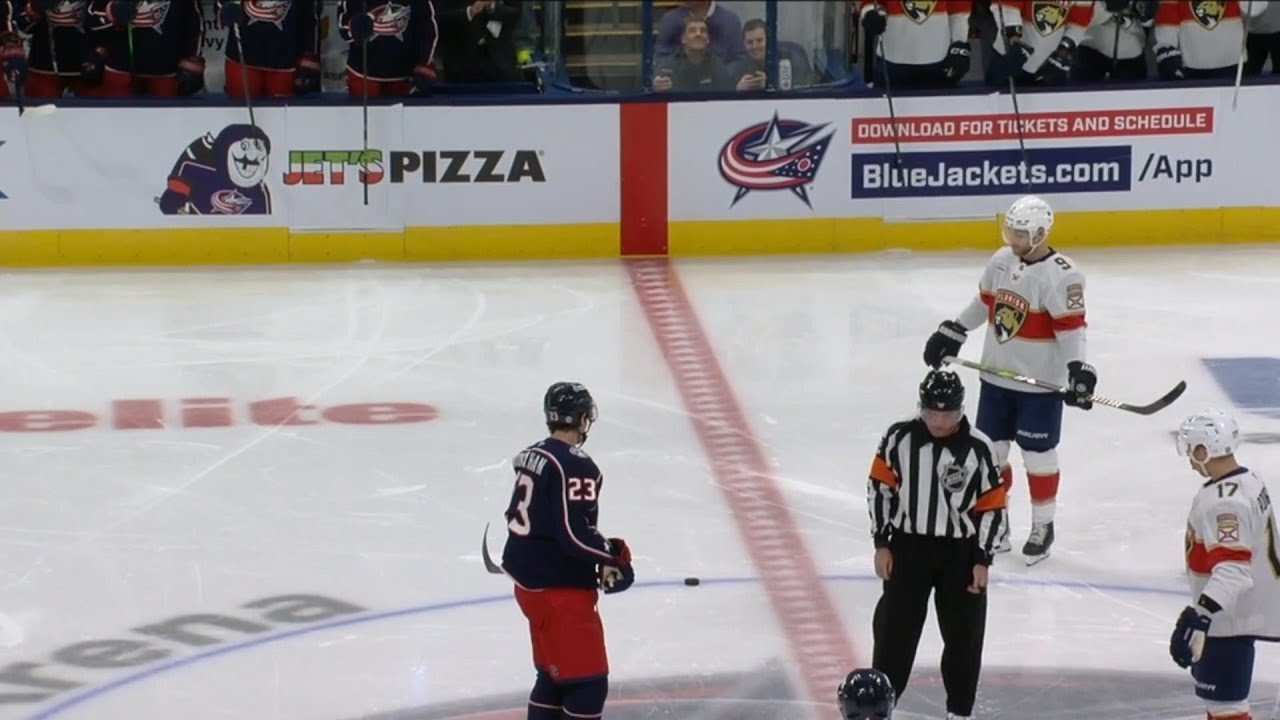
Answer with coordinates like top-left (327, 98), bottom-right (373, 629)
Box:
top-left (527, 671), bottom-right (562, 719)
top-left (560, 676), bottom-right (608, 718)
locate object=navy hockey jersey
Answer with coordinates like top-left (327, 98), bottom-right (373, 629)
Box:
top-left (86, 0), bottom-right (203, 75)
top-left (338, 0), bottom-right (437, 80)
top-left (217, 0), bottom-right (319, 71)
top-left (12, 0), bottom-right (91, 75)
top-left (501, 438), bottom-right (614, 591)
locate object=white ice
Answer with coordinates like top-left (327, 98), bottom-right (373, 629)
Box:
top-left (0, 247), bottom-right (1277, 720)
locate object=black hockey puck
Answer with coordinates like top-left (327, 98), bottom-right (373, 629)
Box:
top-left (684, 577), bottom-right (700, 586)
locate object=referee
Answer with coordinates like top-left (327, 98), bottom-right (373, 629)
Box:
top-left (866, 369), bottom-right (1009, 720)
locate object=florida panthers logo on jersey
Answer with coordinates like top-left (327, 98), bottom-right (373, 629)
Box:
top-left (992, 290), bottom-right (1029, 343)
top-left (1030, 1), bottom-right (1069, 36)
top-left (901, 0), bottom-right (938, 24)
top-left (1191, 0), bottom-right (1226, 30)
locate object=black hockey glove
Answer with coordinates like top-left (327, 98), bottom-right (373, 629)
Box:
top-left (861, 4), bottom-right (887, 35)
top-left (1170, 604), bottom-right (1211, 668)
top-left (295, 53), bottom-right (322, 95)
top-left (942, 41), bottom-right (970, 81)
top-left (1040, 37), bottom-right (1075, 85)
top-left (176, 57), bottom-right (205, 96)
top-left (600, 537), bottom-right (634, 594)
top-left (923, 320), bottom-right (967, 369)
top-left (219, 0), bottom-right (242, 27)
top-left (1064, 361), bottom-right (1097, 410)
top-left (1002, 28), bottom-right (1031, 76)
top-left (1, 37), bottom-right (26, 88)
top-left (80, 46), bottom-right (106, 87)
top-left (1155, 45), bottom-right (1185, 80)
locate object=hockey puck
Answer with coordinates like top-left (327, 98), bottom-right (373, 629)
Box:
top-left (684, 577), bottom-right (700, 587)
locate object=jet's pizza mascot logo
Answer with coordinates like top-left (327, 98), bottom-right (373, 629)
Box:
top-left (158, 124), bottom-right (273, 215)
top-left (1191, 0), bottom-right (1226, 30)
top-left (902, 0), bottom-right (938, 24)
top-left (718, 112), bottom-right (833, 208)
top-left (992, 290), bottom-right (1029, 343)
top-left (1031, 1), bottom-right (1069, 36)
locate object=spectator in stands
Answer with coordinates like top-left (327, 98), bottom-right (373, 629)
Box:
top-left (653, 16), bottom-right (731, 92)
top-left (1245, 0), bottom-right (1280, 74)
top-left (732, 17), bottom-right (813, 91)
top-left (656, 1), bottom-right (744, 65)
top-left (1073, 1), bottom-right (1154, 83)
top-left (437, 0), bottom-right (523, 83)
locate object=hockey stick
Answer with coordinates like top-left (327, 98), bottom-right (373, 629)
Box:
top-left (480, 522), bottom-right (503, 575)
top-left (361, 39), bottom-right (370, 207)
top-left (1106, 10), bottom-right (1121, 80)
top-left (993, 0), bottom-right (1031, 190)
top-left (943, 355), bottom-right (1187, 416)
top-left (876, 35), bottom-right (902, 166)
top-left (1233, 0), bottom-right (1252, 111)
top-left (231, 17), bottom-right (255, 126)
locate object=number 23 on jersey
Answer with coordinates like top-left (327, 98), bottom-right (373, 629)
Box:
top-left (507, 472), bottom-right (599, 536)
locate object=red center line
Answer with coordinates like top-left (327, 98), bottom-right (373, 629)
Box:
top-left (626, 258), bottom-right (858, 710)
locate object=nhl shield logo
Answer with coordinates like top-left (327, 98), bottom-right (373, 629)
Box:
top-left (902, 0), bottom-right (938, 24)
top-left (1191, 0), bottom-right (1226, 29)
top-left (1031, 1), bottom-right (1069, 36)
top-left (941, 462), bottom-right (968, 493)
top-left (992, 290), bottom-right (1029, 344)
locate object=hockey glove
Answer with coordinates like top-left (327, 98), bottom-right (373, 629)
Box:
top-left (942, 41), bottom-right (970, 80)
top-left (106, 0), bottom-right (135, 26)
top-left (1, 38), bottom-right (26, 88)
top-left (410, 61), bottom-right (438, 95)
top-left (860, 4), bottom-right (887, 36)
top-left (1040, 37), bottom-right (1075, 85)
top-left (80, 46), bottom-right (106, 87)
top-left (349, 12), bottom-right (375, 43)
top-left (1170, 604), bottom-right (1211, 668)
top-left (1064, 361), bottom-right (1097, 410)
top-left (1002, 28), bottom-right (1031, 76)
top-left (176, 57), bottom-right (205, 96)
top-left (219, 0), bottom-right (242, 27)
top-left (295, 53), bottom-right (322, 95)
top-left (923, 320), bottom-right (967, 369)
top-left (1155, 45), bottom-right (1185, 80)
top-left (600, 537), bottom-right (634, 594)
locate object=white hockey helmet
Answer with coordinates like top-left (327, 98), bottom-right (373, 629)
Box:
top-left (1176, 410), bottom-right (1240, 460)
top-left (1003, 195), bottom-right (1054, 249)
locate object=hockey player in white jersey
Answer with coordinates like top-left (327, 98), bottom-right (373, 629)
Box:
top-left (1171, 410), bottom-right (1280, 720)
top-left (922, 195), bottom-right (1097, 565)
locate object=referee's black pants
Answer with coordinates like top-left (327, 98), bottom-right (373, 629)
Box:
top-left (871, 533), bottom-right (987, 716)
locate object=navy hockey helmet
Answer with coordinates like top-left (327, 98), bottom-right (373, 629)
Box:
top-left (919, 369), bottom-right (964, 412)
top-left (838, 668), bottom-right (895, 719)
top-left (543, 382), bottom-right (598, 442)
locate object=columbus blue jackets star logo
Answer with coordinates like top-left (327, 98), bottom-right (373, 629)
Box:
top-left (718, 113), bottom-right (833, 208)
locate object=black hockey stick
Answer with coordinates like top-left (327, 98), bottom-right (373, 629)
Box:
top-left (993, 0), bottom-right (1031, 190)
top-left (361, 39), bottom-right (370, 206)
top-left (944, 356), bottom-right (1187, 416)
top-left (481, 523), bottom-right (503, 575)
top-left (231, 15), bottom-right (255, 126)
top-left (1106, 11), bottom-right (1120, 79)
top-left (876, 35), bottom-right (902, 166)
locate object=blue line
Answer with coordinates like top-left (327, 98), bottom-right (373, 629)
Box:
top-left (26, 573), bottom-right (1184, 719)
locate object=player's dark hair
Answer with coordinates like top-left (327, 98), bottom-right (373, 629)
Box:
top-left (743, 18), bottom-right (766, 33)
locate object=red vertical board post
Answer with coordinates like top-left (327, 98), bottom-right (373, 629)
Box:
top-left (619, 102), bottom-right (669, 256)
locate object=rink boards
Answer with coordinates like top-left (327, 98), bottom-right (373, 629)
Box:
top-left (0, 84), bottom-right (1276, 265)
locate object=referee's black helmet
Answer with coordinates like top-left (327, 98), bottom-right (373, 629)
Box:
top-left (919, 370), bottom-right (964, 412)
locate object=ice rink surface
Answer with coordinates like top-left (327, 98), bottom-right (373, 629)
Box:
top-left (1, 246), bottom-right (1279, 719)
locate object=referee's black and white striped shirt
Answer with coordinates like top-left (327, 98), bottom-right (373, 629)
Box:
top-left (868, 416), bottom-right (1009, 563)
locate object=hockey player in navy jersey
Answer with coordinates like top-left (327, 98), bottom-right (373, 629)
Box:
top-left (338, 0), bottom-right (438, 98)
top-left (83, 0), bottom-right (205, 97)
top-left (10, 0), bottom-right (91, 98)
top-left (217, 0), bottom-right (321, 98)
top-left (501, 382), bottom-right (633, 720)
